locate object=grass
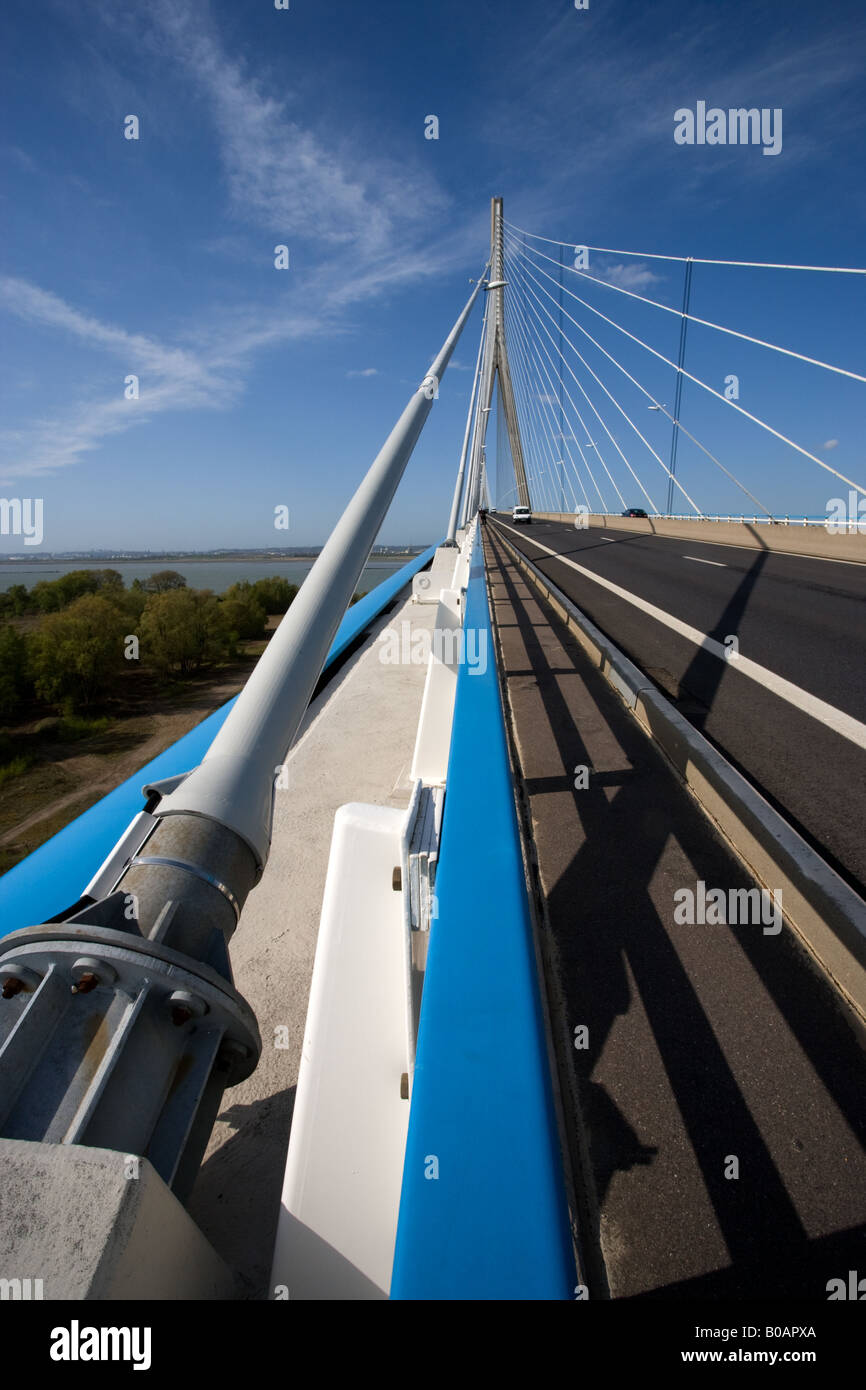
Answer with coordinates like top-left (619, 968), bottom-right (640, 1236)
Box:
top-left (0, 754), bottom-right (35, 788)
top-left (0, 646), bottom-right (264, 878)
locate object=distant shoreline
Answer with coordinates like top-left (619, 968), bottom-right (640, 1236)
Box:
top-left (0, 550), bottom-right (427, 566)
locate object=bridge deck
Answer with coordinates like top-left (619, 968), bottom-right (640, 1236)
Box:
top-left (183, 551), bottom-right (458, 1295)
top-left (488, 515), bottom-right (866, 896)
top-left (483, 523), bottom-right (866, 1298)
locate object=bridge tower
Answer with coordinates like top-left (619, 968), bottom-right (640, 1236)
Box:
top-left (482, 196), bottom-right (531, 510)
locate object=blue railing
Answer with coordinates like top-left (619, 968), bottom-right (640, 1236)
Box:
top-left (0, 544), bottom-right (439, 938)
top-left (390, 530), bottom-right (576, 1299)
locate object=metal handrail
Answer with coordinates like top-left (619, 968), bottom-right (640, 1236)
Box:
top-left (153, 276), bottom-right (485, 879)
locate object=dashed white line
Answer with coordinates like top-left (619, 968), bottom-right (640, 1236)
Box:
top-left (683, 555), bottom-right (727, 567)
top-left (494, 519), bottom-right (866, 750)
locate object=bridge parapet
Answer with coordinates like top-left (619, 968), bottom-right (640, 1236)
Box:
top-left (526, 512), bottom-right (866, 562)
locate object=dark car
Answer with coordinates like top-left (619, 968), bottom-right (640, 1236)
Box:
top-left (622, 508), bottom-right (648, 518)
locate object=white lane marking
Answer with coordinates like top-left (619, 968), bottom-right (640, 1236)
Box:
top-left (600, 537), bottom-right (616, 542)
top-left (683, 555), bottom-right (727, 567)
top-left (495, 519), bottom-right (866, 750)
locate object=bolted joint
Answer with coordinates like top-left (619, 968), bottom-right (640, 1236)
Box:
top-left (0, 963), bottom-right (42, 998)
top-left (70, 957), bottom-right (117, 995)
top-left (167, 990), bottom-right (208, 1027)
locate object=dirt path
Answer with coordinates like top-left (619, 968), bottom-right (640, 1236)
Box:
top-left (0, 671), bottom-right (249, 865)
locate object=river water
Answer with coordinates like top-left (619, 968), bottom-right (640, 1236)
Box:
top-left (0, 556), bottom-right (419, 596)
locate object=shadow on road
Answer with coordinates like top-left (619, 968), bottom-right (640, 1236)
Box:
top-left (485, 525), bottom-right (866, 1300)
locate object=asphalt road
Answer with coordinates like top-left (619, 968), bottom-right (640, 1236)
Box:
top-left (488, 514), bottom-right (866, 896)
top-left (484, 525), bottom-right (866, 1299)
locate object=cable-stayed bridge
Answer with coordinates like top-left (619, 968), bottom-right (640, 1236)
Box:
top-left (0, 199), bottom-right (863, 1305)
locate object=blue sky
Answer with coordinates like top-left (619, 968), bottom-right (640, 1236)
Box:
top-left (1, 0), bottom-right (864, 550)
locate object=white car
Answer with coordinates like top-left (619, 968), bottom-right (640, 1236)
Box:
top-left (512, 505), bottom-right (532, 524)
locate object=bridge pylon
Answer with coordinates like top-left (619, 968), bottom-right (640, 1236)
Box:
top-left (483, 196), bottom-right (531, 510)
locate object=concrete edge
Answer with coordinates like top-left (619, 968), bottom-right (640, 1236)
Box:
top-left (492, 526), bottom-right (866, 1027)
top-left (521, 511), bottom-right (866, 563)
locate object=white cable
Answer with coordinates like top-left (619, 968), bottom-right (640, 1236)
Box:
top-left (508, 294), bottom-right (562, 512)
top-left (507, 246), bottom-right (618, 513)
top-left (504, 219), bottom-right (866, 274)
top-left (502, 289), bottom-right (548, 508)
top-left (508, 238), bottom-right (775, 519)
top-left (509, 251), bottom-right (672, 515)
top-left (511, 250), bottom-right (665, 515)
top-left (505, 241), bottom-right (629, 512)
top-left (517, 237), bottom-right (866, 387)
top-left (506, 233), bottom-right (866, 500)
top-left (507, 253), bottom-right (574, 513)
top-left (504, 258), bottom-right (593, 511)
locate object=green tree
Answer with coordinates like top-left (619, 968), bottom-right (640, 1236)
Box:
top-left (30, 579), bottom-right (64, 613)
top-left (5, 584), bottom-right (31, 617)
top-left (92, 568), bottom-right (125, 594)
top-left (28, 595), bottom-right (128, 710)
top-left (31, 569), bottom-right (106, 613)
top-left (220, 594), bottom-right (267, 642)
top-left (140, 588), bottom-right (231, 674)
top-left (0, 625), bottom-right (30, 720)
top-left (144, 570), bottom-right (187, 593)
top-left (249, 575), bottom-right (298, 614)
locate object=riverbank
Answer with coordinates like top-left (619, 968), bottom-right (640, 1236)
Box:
top-left (0, 640), bottom-right (267, 877)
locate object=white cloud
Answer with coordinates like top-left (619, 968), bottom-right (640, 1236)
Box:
top-left (595, 262), bottom-right (662, 291)
top-left (0, 276), bottom-right (241, 482)
top-left (346, 368), bottom-right (379, 378)
top-left (0, 1), bottom-right (483, 482)
top-left (823, 439), bottom-right (839, 450)
top-left (150, 0), bottom-right (448, 260)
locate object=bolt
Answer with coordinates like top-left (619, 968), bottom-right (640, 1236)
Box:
top-left (1, 978), bottom-right (24, 999)
top-left (70, 972), bottom-right (99, 995)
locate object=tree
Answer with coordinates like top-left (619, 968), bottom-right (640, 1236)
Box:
top-left (140, 588), bottom-right (231, 674)
top-left (0, 625), bottom-right (29, 720)
top-left (31, 570), bottom-right (104, 613)
top-left (5, 584), bottom-right (31, 617)
top-left (249, 576), bottom-right (298, 614)
top-left (144, 570), bottom-right (188, 593)
top-left (28, 595), bottom-right (128, 710)
top-left (92, 568), bottom-right (125, 594)
top-left (220, 594), bottom-right (267, 642)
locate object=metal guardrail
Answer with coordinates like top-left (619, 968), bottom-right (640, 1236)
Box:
top-left (390, 527), bottom-right (576, 1298)
top-left (535, 511), bottom-right (866, 529)
top-left (0, 280), bottom-right (483, 1198)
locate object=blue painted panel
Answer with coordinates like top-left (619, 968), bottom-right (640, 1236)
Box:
top-left (390, 532), bottom-right (576, 1299)
top-left (0, 545), bottom-right (440, 937)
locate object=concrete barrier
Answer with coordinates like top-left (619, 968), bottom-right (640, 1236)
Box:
top-left (517, 512), bottom-right (866, 564)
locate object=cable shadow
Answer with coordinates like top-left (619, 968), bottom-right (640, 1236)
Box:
top-left (676, 548), bottom-right (769, 727)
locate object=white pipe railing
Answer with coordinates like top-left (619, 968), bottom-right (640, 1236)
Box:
top-left (154, 277), bottom-right (485, 872)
